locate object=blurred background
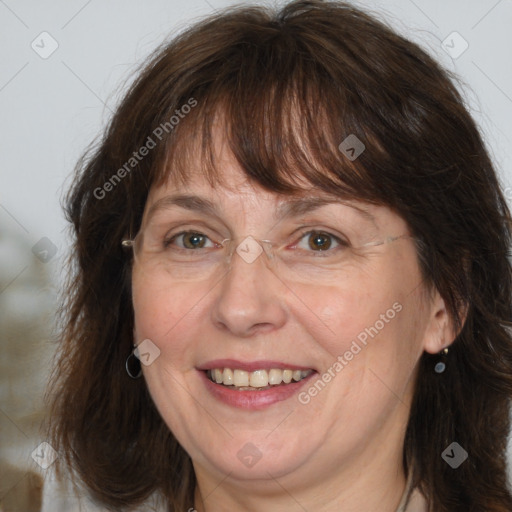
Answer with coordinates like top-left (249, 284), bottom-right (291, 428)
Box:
top-left (1, 0), bottom-right (511, 510)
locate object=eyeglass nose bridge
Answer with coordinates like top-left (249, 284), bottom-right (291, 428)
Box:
top-left (220, 236), bottom-right (276, 266)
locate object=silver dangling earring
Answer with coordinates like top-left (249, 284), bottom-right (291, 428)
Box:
top-left (434, 347), bottom-right (449, 374)
top-left (125, 344), bottom-right (142, 379)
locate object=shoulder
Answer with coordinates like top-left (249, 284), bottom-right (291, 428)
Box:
top-left (404, 488), bottom-right (428, 512)
top-left (41, 471), bottom-right (166, 512)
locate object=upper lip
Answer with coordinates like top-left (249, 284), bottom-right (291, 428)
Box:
top-left (197, 359), bottom-right (316, 372)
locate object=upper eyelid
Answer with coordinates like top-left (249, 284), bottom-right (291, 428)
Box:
top-left (168, 231), bottom-right (219, 247)
top-left (167, 229), bottom-right (345, 249)
top-left (155, 217), bottom-right (353, 237)
top-left (289, 228), bottom-right (346, 246)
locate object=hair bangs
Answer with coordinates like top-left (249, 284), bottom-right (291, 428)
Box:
top-left (156, 36), bottom-right (386, 206)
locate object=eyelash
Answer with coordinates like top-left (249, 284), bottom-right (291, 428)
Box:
top-left (164, 229), bottom-right (349, 253)
top-left (294, 228), bottom-right (349, 251)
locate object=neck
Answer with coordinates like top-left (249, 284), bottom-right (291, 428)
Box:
top-left (194, 463), bottom-right (406, 512)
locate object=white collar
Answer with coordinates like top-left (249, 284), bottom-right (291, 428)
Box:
top-left (395, 472), bottom-right (428, 512)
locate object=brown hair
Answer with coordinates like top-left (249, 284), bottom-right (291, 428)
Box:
top-left (46, 1), bottom-right (512, 510)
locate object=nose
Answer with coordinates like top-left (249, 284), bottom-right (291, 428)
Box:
top-left (210, 241), bottom-right (288, 337)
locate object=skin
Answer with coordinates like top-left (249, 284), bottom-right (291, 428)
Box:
top-left (132, 133), bottom-right (457, 512)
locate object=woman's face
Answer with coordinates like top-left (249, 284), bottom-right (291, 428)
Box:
top-left (132, 135), bottom-right (444, 491)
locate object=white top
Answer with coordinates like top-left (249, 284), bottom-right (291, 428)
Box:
top-left (42, 470), bottom-right (428, 511)
top-left (396, 471), bottom-right (428, 512)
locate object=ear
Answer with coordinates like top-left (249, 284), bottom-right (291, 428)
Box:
top-left (422, 289), bottom-right (465, 354)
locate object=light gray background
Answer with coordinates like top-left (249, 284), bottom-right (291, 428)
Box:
top-left (0, 0), bottom-right (511, 507)
top-left (1, 0), bottom-right (511, 277)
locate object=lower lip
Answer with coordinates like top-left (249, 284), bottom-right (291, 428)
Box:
top-left (198, 370), bottom-right (317, 410)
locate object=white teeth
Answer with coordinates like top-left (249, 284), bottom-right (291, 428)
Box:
top-left (282, 369), bottom-right (293, 383)
top-left (233, 369), bottom-right (249, 387)
top-left (223, 368), bottom-right (234, 385)
top-left (268, 369), bottom-right (282, 385)
top-left (249, 370), bottom-right (268, 388)
top-left (207, 367), bottom-right (313, 388)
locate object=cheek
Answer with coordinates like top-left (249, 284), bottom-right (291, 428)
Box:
top-left (295, 253), bottom-right (425, 381)
top-left (132, 269), bottom-right (202, 344)
top-left (131, 272), bottom-right (203, 428)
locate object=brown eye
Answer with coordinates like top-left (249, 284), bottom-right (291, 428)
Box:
top-left (307, 232), bottom-right (333, 251)
top-left (182, 232), bottom-right (207, 249)
top-left (165, 231), bottom-right (214, 249)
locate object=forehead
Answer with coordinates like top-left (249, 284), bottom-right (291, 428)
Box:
top-left (144, 127), bottom-right (406, 232)
top-left (143, 170), bottom-right (410, 238)
top-left (148, 155), bottom-right (366, 213)
top-left (149, 140), bottom-right (311, 207)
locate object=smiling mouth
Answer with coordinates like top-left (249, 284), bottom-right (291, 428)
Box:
top-left (206, 368), bottom-right (314, 391)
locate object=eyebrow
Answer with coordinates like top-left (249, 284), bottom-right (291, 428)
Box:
top-left (277, 196), bottom-right (375, 222)
top-left (145, 194), bottom-right (376, 224)
top-left (146, 194), bottom-right (218, 220)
